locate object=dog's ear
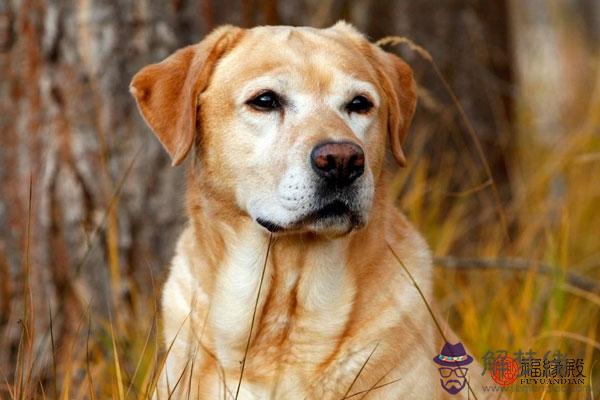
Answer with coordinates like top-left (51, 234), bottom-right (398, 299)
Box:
top-left (375, 50), bottom-right (417, 167)
top-left (130, 26), bottom-right (243, 166)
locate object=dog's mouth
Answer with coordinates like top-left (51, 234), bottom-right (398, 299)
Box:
top-left (256, 218), bottom-right (285, 232)
top-left (256, 200), bottom-right (360, 233)
top-left (314, 200), bottom-right (351, 219)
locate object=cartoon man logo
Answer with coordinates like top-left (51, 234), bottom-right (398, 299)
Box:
top-left (433, 342), bottom-right (473, 395)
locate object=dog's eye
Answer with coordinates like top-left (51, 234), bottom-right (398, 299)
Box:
top-left (346, 95), bottom-right (373, 114)
top-left (247, 91), bottom-right (282, 111)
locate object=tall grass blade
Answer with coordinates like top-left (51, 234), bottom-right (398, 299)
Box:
top-left (234, 234), bottom-right (274, 399)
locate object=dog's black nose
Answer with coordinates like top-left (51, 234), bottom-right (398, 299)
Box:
top-left (310, 142), bottom-right (365, 186)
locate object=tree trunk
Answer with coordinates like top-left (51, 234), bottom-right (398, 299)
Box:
top-left (0, 0), bottom-right (198, 390)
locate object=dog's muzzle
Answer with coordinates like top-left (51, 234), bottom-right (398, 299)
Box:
top-left (255, 141), bottom-right (370, 234)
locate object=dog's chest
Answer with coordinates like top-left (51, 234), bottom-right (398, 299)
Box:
top-left (206, 236), bottom-right (356, 371)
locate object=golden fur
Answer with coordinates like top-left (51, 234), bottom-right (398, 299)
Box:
top-left (131, 22), bottom-right (495, 399)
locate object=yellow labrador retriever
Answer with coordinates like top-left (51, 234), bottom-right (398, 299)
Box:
top-left (131, 22), bottom-right (493, 399)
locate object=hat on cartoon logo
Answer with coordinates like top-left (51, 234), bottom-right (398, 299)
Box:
top-left (433, 342), bottom-right (474, 366)
top-left (434, 342), bottom-right (474, 395)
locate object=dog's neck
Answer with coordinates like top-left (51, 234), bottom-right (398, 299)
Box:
top-left (182, 168), bottom-right (392, 369)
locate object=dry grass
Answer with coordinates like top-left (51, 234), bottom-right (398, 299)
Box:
top-left (403, 127), bottom-right (600, 399)
top-left (2, 40), bottom-right (600, 400)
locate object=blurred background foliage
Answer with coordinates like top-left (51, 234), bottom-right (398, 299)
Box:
top-left (0, 0), bottom-right (599, 398)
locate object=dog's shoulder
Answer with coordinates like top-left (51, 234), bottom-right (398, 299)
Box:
top-left (382, 206), bottom-right (433, 288)
top-left (161, 225), bottom-right (211, 338)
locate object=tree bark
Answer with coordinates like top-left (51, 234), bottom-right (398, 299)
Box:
top-left (0, 0), bottom-right (195, 390)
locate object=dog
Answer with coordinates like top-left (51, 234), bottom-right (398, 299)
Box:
top-left (131, 22), bottom-right (494, 399)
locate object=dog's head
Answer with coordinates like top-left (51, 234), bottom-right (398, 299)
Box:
top-left (130, 23), bottom-right (416, 236)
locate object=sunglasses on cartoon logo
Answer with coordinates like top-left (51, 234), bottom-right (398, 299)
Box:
top-left (438, 367), bottom-right (468, 378)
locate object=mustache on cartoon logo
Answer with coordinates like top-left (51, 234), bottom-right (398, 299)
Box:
top-left (441, 378), bottom-right (467, 394)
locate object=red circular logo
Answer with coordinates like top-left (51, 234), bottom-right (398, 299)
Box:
top-left (489, 355), bottom-right (519, 386)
